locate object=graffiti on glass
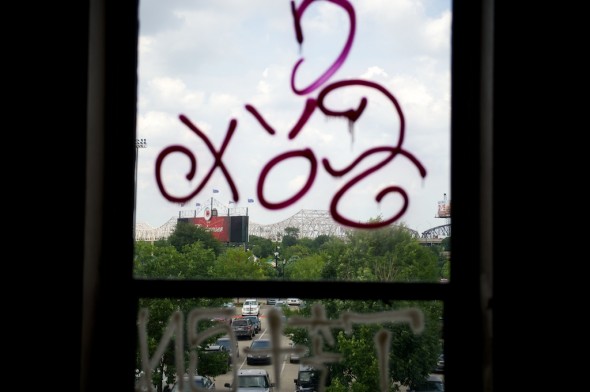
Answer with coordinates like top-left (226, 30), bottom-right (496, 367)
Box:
top-left (155, 0), bottom-right (426, 229)
top-left (135, 304), bottom-right (424, 392)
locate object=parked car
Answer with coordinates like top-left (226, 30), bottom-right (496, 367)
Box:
top-left (231, 317), bottom-right (255, 340)
top-left (242, 299), bottom-right (261, 316)
top-left (286, 298), bottom-right (302, 306)
top-left (294, 364), bottom-right (330, 391)
top-left (216, 336), bottom-right (239, 360)
top-left (224, 368), bottom-right (275, 391)
top-left (246, 338), bottom-right (272, 365)
top-left (407, 374), bottom-right (444, 392)
top-left (243, 315), bottom-right (262, 333)
top-left (170, 375), bottom-right (215, 391)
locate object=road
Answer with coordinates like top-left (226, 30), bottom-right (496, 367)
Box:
top-left (213, 304), bottom-right (300, 392)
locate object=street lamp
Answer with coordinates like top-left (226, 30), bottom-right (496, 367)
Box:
top-left (134, 138), bottom-right (147, 241)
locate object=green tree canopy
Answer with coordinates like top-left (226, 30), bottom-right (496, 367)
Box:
top-left (247, 235), bottom-right (274, 259)
top-left (134, 241), bottom-right (216, 279)
top-left (211, 247), bottom-right (273, 279)
top-left (167, 221), bottom-right (222, 256)
top-left (282, 226), bottom-right (300, 247)
top-left (288, 300), bottom-right (443, 392)
top-left (134, 240), bottom-right (229, 391)
top-left (318, 223), bottom-right (440, 282)
top-left (136, 297), bottom-right (230, 391)
top-left (287, 254), bottom-right (325, 280)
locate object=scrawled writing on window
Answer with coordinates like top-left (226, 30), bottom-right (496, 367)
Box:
top-left (136, 303), bottom-right (424, 392)
top-left (154, 0), bottom-right (426, 229)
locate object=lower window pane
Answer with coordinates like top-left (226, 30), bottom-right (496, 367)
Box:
top-left (134, 298), bottom-right (444, 392)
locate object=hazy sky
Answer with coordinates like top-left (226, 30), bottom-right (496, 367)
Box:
top-left (135, 0), bottom-right (451, 235)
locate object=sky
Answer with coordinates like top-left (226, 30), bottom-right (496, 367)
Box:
top-left (135, 0), bottom-right (451, 235)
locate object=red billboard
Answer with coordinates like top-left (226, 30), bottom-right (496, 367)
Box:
top-left (178, 212), bottom-right (249, 243)
top-left (183, 216), bottom-right (231, 242)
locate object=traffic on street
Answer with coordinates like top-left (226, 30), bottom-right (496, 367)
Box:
top-left (214, 301), bottom-right (302, 392)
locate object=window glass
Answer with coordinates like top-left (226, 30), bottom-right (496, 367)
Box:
top-left (133, 2), bottom-right (451, 389)
top-left (135, 0), bottom-right (451, 283)
top-left (135, 298), bottom-right (444, 391)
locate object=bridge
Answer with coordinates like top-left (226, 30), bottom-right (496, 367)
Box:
top-left (135, 209), bottom-right (450, 243)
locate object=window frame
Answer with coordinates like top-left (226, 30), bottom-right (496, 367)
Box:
top-left (81, 0), bottom-right (493, 391)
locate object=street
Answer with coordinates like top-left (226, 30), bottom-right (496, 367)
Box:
top-left (214, 303), bottom-right (300, 392)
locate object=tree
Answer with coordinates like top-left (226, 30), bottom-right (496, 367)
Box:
top-left (441, 236), bottom-right (450, 251)
top-left (136, 297), bottom-right (220, 392)
top-left (197, 347), bottom-right (231, 376)
top-left (167, 221), bottom-right (222, 256)
top-left (247, 235), bottom-right (274, 259)
top-left (318, 237), bottom-right (348, 280)
top-left (282, 226), bottom-right (300, 247)
top-left (134, 240), bottom-right (229, 391)
top-left (284, 226), bottom-right (300, 238)
top-left (311, 234), bottom-right (332, 251)
top-left (211, 247), bottom-right (273, 279)
top-left (134, 241), bottom-right (216, 279)
top-left (393, 241), bottom-right (439, 282)
top-left (288, 300), bottom-right (442, 392)
top-left (318, 223), bottom-right (440, 283)
top-left (287, 254), bottom-right (325, 280)
top-left (282, 243), bottom-right (311, 263)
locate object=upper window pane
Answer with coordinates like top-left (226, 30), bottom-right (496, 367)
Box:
top-left (135, 0), bottom-right (451, 282)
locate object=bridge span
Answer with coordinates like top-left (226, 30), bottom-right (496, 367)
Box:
top-left (135, 209), bottom-right (450, 243)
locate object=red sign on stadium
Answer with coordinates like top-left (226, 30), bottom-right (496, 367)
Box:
top-left (181, 216), bottom-right (230, 242)
top-left (178, 214), bottom-right (249, 244)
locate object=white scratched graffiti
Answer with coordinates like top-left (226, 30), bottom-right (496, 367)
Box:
top-left (136, 303), bottom-right (423, 392)
top-left (286, 304), bottom-right (424, 392)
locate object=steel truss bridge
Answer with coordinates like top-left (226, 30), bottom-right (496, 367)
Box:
top-left (135, 209), bottom-right (450, 243)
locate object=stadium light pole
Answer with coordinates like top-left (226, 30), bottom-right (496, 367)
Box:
top-left (134, 138), bottom-right (147, 241)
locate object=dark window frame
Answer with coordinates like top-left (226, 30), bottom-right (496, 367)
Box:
top-left (81, 1), bottom-right (494, 391)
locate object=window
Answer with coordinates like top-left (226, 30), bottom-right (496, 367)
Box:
top-left (81, 1), bottom-right (493, 391)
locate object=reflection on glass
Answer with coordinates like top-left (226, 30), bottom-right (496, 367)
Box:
top-left (135, 299), bottom-right (443, 392)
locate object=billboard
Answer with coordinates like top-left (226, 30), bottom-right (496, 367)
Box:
top-left (179, 215), bottom-right (249, 243)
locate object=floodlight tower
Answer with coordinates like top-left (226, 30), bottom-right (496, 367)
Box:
top-left (134, 138), bottom-right (147, 241)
